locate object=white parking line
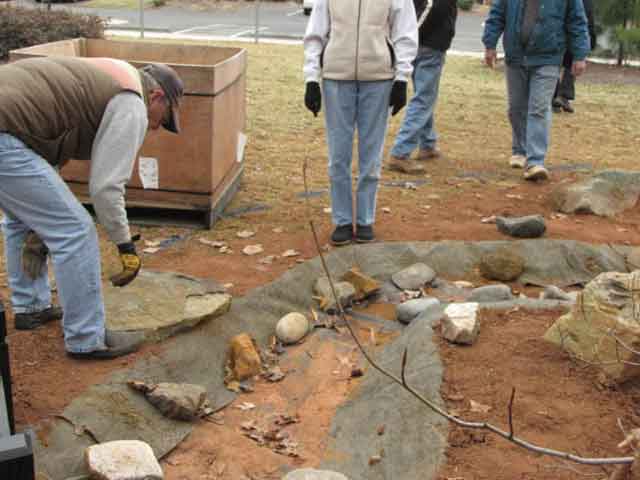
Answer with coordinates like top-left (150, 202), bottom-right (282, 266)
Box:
top-left (287, 9), bottom-right (303, 16)
top-left (173, 24), bottom-right (226, 35)
top-left (230, 27), bottom-right (269, 38)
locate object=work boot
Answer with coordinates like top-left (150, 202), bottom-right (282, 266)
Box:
top-left (509, 154), bottom-right (526, 169)
top-left (417, 147), bottom-right (441, 161)
top-left (330, 225), bottom-right (353, 246)
top-left (523, 164), bottom-right (550, 182)
top-left (14, 306), bottom-right (63, 330)
top-left (67, 330), bottom-right (145, 360)
top-left (355, 225), bottom-right (375, 243)
top-left (387, 155), bottom-right (425, 174)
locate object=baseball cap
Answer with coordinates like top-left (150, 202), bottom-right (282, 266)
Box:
top-left (140, 63), bottom-right (184, 134)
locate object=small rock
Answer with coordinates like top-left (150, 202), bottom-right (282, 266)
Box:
top-left (391, 263), bottom-right (436, 290)
top-left (468, 284), bottom-right (513, 303)
top-left (236, 230), bottom-right (255, 239)
top-left (86, 440), bottom-right (163, 480)
top-left (276, 312), bottom-right (310, 345)
top-left (341, 267), bottom-right (380, 300)
top-left (397, 297), bottom-right (441, 325)
top-left (283, 469), bottom-right (349, 480)
top-left (229, 333), bottom-right (261, 381)
top-left (453, 280), bottom-right (474, 289)
top-left (479, 248), bottom-right (525, 282)
top-left (313, 277), bottom-right (356, 312)
top-left (442, 303), bottom-right (480, 345)
top-left (496, 215), bottom-right (546, 238)
top-left (542, 285), bottom-right (572, 302)
top-left (128, 381), bottom-right (208, 421)
top-left (243, 244), bottom-right (264, 256)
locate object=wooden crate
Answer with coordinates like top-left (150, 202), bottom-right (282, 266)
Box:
top-left (9, 38), bottom-right (247, 228)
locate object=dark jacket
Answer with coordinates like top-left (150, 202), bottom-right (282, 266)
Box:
top-left (482, 0), bottom-right (591, 67)
top-left (414, 0), bottom-right (458, 52)
top-left (563, 0), bottom-right (596, 67)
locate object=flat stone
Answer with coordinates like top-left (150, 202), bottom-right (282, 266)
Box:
top-left (341, 267), bottom-right (380, 300)
top-left (551, 170), bottom-right (640, 217)
top-left (129, 382), bottom-right (208, 421)
top-left (313, 278), bottom-right (356, 312)
top-left (544, 271), bottom-right (640, 383)
top-left (397, 297), bottom-right (441, 325)
top-left (229, 333), bottom-right (261, 381)
top-left (276, 312), bottom-right (310, 345)
top-left (542, 285), bottom-right (572, 302)
top-left (284, 469), bottom-right (349, 480)
top-left (479, 248), bottom-right (525, 282)
top-left (468, 284), bottom-right (513, 303)
top-left (85, 440), bottom-right (163, 480)
top-left (104, 271), bottom-right (231, 342)
top-left (442, 303), bottom-right (480, 345)
top-left (496, 215), bottom-right (546, 238)
top-left (391, 263), bottom-right (436, 290)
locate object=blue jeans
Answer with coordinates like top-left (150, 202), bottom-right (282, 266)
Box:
top-left (323, 79), bottom-right (393, 227)
top-left (391, 47), bottom-right (446, 158)
top-left (0, 133), bottom-right (106, 353)
top-left (506, 64), bottom-right (560, 167)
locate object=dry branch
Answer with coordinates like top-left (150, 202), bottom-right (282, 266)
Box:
top-left (301, 158), bottom-right (634, 467)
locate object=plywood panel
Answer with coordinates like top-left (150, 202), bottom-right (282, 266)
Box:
top-left (9, 38), bottom-right (85, 61)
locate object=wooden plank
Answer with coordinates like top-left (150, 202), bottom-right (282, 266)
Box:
top-left (212, 49), bottom-right (247, 95)
top-left (9, 38), bottom-right (85, 61)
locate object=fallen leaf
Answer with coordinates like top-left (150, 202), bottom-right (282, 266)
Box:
top-left (381, 207), bottom-right (391, 213)
top-left (237, 230), bottom-right (256, 239)
top-left (323, 207), bottom-right (332, 214)
top-left (263, 366), bottom-right (286, 382)
top-left (275, 414), bottom-right (300, 426)
top-left (258, 255), bottom-right (276, 265)
top-left (469, 399), bottom-right (492, 413)
top-left (225, 380), bottom-right (241, 393)
top-left (273, 227), bottom-right (284, 233)
top-left (445, 393), bottom-right (465, 402)
top-left (505, 194), bottom-right (523, 200)
top-left (369, 455), bottom-right (382, 466)
top-left (143, 247), bottom-right (160, 254)
top-left (236, 402), bottom-right (256, 411)
top-left (144, 240), bottom-right (161, 247)
top-left (377, 424), bottom-right (385, 436)
top-left (199, 238), bottom-right (226, 248)
top-left (243, 245), bottom-right (264, 256)
top-left (350, 367), bottom-right (364, 378)
top-left (453, 281), bottom-right (474, 289)
top-left (223, 283), bottom-right (234, 289)
top-left (282, 249), bottom-right (300, 258)
top-left (480, 215), bottom-right (497, 224)
top-left (219, 246), bottom-right (232, 254)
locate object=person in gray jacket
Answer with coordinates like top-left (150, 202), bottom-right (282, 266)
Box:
top-left (303, 0), bottom-right (418, 245)
top-left (0, 58), bottom-right (183, 359)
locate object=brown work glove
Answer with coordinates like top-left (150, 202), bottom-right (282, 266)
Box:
top-left (21, 231), bottom-right (48, 280)
top-left (110, 236), bottom-right (141, 287)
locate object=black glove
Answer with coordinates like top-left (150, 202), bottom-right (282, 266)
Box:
top-left (389, 81), bottom-right (407, 116)
top-left (304, 81), bottom-right (322, 117)
top-left (21, 231), bottom-right (48, 280)
top-left (110, 235), bottom-right (141, 287)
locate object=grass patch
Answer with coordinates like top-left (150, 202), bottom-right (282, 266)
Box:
top-left (84, 0), bottom-right (155, 9)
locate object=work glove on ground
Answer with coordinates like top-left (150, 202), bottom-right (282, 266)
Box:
top-left (389, 80), bottom-right (407, 116)
top-left (110, 235), bottom-right (141, 287)
top-left (21, 231), bottom-right (48, 280)
top-left (304, 81), bottom-right (322, 117)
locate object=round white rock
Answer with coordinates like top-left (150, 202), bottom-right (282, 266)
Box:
top-left (276, 312), bottom-right (310, 345)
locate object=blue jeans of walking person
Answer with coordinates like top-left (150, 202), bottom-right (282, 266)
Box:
top-left (0, 133), bottom-right (106, 353)
top-left (506, 64), bottom-right (560, 167)
top-left (323, 79), bottom-right (393, 227)
top-left (391, 47), bottom-right (446, 158)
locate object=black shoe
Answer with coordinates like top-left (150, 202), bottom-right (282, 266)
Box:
top-left (560, 99), bottom-right (574, 113)
top-left (355, 225), bottom-right (375, 243)
top-left (552, 97), bottom-right (562, 113)
top-left (67, 330), bottom-right (144, 360)
top-left (330, 224), bottom-right (353, 246)
top-left (14, 306), bottom-right (63, 330)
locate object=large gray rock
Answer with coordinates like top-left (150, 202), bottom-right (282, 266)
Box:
top-left (468, 284), bottom-right (513, 303)
top-left (284, 469), bottom-right (349, 480)
top-left (496, 215), bottom-right (546, 238)
top-left (276, 312), bottom-right (310, 344)
top-left (313, 278), bottom-right (357, 312)
top-left (85, 440), bottom-right (163, 480)
top-left (479, 248), bottom-right (525, 282)
top-left (542, 285), bottom-right (572, 302)
top-left (104, 271), bottom-right (231, 342)
top-left (397, 297), bottom-right (441, 325)
top-left (391, 263), bottom-right (436, 290)
top-left (551, 170), bottom-right (640, 217)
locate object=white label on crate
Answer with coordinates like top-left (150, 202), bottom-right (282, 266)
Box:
top-left (138, 157), bottom-right (159, 189)
top-left (237, 132), bottom-right (247, 164)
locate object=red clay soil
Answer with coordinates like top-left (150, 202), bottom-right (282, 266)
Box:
top-left (3, 166), bottom-right (640, 479)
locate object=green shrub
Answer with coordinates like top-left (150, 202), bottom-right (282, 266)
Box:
top-left (457, 0), bottom-right (474, 11)
top-left (0, 5), bottom-right (104, 61)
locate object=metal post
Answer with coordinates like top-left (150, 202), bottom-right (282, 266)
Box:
top-left (254, 0), bottom-right (260, 44)
top-left (139, 0), bottom-right (145, 39)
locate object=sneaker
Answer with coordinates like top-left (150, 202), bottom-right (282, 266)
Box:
top-left (14, 306), bottom-right (63, 330)
top-left (559, 98), bottom-right (574, 113)
top-left (552, 97), bottom-right (563, 113)
top-left (509, 154), bottom-right (526, 169)
top-left (387, 155), bottom-right (426, 174)
top-left (355, 225), bottom-right (375, 243)
top-left (67, 330), bottom-right (144, 360)
top-left (330, 224), bottom-right (353, 246)
top-left (417, 147), bottom-right (441, 161)
top-left (523, 164), bottom-right (549, 181)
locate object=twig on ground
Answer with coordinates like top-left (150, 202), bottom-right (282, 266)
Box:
top-left (508, 387), bottom-right (516, 439)
top-left (301, 158), bottom-right (633, 467)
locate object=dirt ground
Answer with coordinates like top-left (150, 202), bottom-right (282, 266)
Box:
top-left (2, 54), bottom-right (640, 479)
